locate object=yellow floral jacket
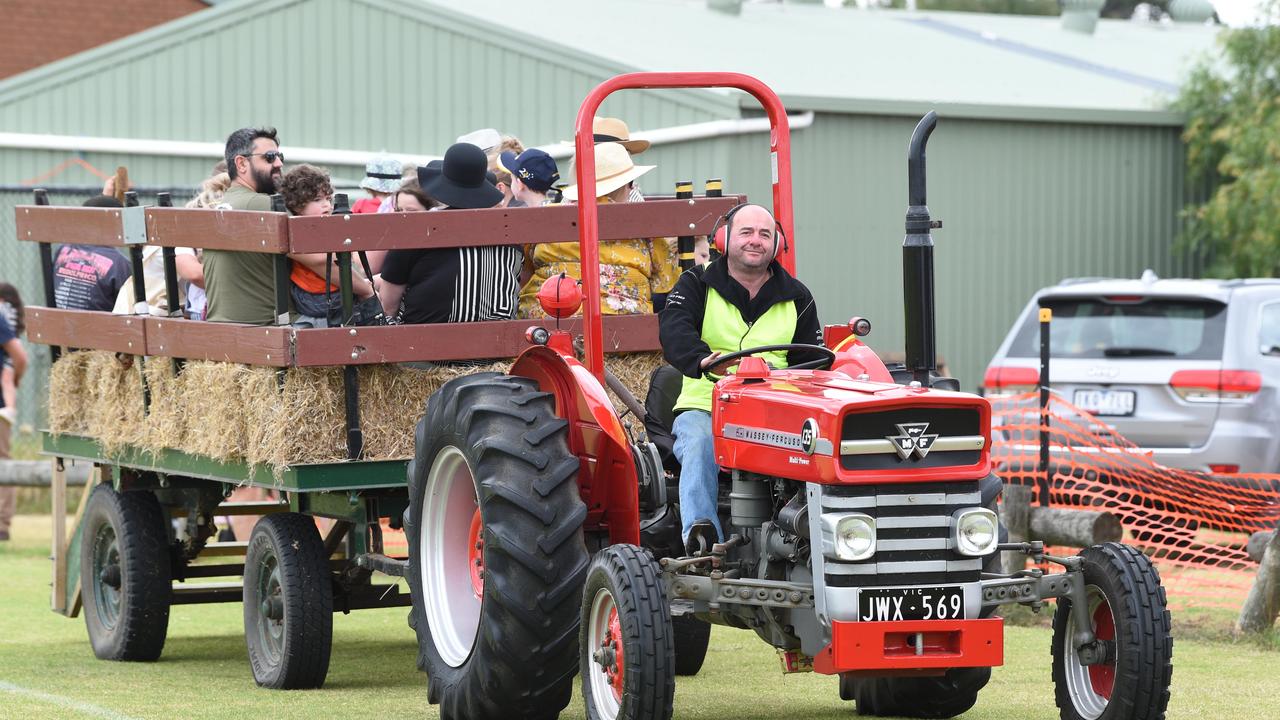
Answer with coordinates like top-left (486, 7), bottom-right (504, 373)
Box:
top-left (518, 200), bottom-right (680, 318)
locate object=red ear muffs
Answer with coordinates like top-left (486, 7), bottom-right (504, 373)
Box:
top-left (711, 203), bottom-right (787, 262)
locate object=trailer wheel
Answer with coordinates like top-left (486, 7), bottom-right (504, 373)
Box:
top-left (406, 373), bottom-right (588, 720)
top-left (581, 544), bottom-right (675, 720)
top-left (1052, 543), bottom-right (1172, 720)
top-left (81, 483), bottom-right (171, 661)
top-left (671, 614), bottom-right (710, 676)
top-left (845, 667), bottom-right (991, 718)
top-left (242, 512), bottom-right (333, 689)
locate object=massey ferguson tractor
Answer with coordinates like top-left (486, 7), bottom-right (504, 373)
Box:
top-left (403, 73), bottom-right (1172, 720)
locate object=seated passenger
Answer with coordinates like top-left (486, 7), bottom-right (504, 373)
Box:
top-left (379, 143), bottom-right (520, 324)
top-left (279, 164), bottom-right (379, 327)
top-left (354, 154), bottom-right (402, 214)
top-left (52, 195), bottom-right (132, 311)
top-left (518, 142), bottom-right (678, 318)
top-left (496, 148), bottom-right (559, 208)
top-left (658, 204), bottom-right (823, 551)
top-left (393, 176), bottom-right (438, 212)
top-left (203, 127), bottom-right (284, 324)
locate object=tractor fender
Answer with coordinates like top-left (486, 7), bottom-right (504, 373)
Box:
top-left (831, 336), bottom-right (894, 383)
top-left (512, 345), bottom-right (641, 545)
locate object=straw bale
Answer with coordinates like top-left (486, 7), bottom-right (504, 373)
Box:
top-left (48, 351), bottom-right (90, 436)
top-left (140, 357), bottom-right (185, 453)
top-left (46, 346), bottom-right (668, 469)
top-left (177, 361), bottom-right (256, 460)
top-left (81, 351), bottom-right (146, 453)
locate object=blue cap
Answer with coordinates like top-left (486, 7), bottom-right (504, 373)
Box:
top-left (497, 149), bottom-right (560, 193)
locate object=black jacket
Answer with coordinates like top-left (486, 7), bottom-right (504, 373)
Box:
top-left (659, 259), bottom-right (823, 379)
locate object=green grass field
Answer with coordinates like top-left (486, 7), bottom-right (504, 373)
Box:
top-left (0, 515), bottom-right (1274, 720)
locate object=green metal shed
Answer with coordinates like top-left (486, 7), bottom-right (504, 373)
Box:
top-left (0, 0), bottom-right (1221, 428)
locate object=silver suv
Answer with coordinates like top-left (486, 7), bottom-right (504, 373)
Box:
top-left (982, 271), bottom-right (1280, 474)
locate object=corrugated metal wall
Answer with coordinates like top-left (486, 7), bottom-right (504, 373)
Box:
top-left (0, 0), bottom-right (1199, 425)
top-left (0, 0), bottom-right (728, 154)
top-left (789, 112), bottom-right (1195, 391)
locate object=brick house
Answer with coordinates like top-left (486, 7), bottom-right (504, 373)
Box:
top-left (0, 0), bottom-right (211, 79)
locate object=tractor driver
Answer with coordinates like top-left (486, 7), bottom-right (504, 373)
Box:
top-left (659, 203), bottom-right (823, 554)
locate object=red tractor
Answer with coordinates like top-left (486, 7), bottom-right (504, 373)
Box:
top-left (402, 73), bottom-right (1172, 720)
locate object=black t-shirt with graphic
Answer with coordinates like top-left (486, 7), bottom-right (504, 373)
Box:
top-left (52, 244), bottom-right (132, 311)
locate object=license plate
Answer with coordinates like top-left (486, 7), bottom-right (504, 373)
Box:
top-left (1073, 389), bottom-right (1136, 416)
top-left (857, 586), bottom-right (966, 622)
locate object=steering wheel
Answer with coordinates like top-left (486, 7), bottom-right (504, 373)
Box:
top-left (702, 343), bottom-right (836, 378)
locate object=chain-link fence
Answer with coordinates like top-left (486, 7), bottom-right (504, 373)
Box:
top-left (0, 187), bottom-right (198, 433)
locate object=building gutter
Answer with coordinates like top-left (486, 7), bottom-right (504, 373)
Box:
top-left (0, 111), bottom-right (816, 168)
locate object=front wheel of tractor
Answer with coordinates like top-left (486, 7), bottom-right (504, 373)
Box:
top-left (581, 544), bottom-right (675, 720)
top-left (1051, 542), bottom-right (1171, 720)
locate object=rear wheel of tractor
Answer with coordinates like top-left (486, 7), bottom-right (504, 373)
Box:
top-left (846, 667), bottom-right (991, 718)
top-left (581, 544), bottom-right (675, 720)
top-left (406, 373), bottom-right (588, 720)
top-left (1051, 543), bottom-right (1171, 720)
top-left (671, 614), bottom-right (711, 676)
top-left (80, 483), bottom-right (171, 661)
top-left (242, 512), bottom-right (333, 689)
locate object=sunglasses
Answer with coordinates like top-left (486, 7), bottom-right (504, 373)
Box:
top-left (242, 150), bottom-right (285, 164)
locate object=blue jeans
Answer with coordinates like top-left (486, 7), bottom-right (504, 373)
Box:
top-left (672, 410), bottom-right (723, 543)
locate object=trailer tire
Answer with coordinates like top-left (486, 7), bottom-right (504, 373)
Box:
top-left (406, 373), bottom-right (588, 720)
top-left (81, 483), bottom-right (171, 662)
top-left (581, 544), bottom-right (675, 720)
top-left (1051, 543), bottom-right (1172, 720)
top-left (242, 512), bottom-right (333, 689)
top-left (671, 614), bottom-right (711, 676)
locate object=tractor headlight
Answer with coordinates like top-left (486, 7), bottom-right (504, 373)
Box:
top-left (820, 512), bottom-right (876, 561)
top-left (953, 508), bottom-right (999, 556)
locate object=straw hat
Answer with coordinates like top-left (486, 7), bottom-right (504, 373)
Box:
top-left (562, 142), bottom-right (655, 202)
top-left (593, 117), bottom-right (649, 154)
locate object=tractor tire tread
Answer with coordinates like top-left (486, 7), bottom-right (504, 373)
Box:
top-left (1051, 542), bottom-right (1172, 720)
top-left (581, 544), bottom-right (675, 720)
top-left (407, 374), bottom-right (587, 720)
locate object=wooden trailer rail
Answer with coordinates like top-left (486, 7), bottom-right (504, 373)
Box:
top-left (17, 194), bottom-right (742, 365)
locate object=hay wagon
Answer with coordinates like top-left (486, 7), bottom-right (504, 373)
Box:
top-left (19, 146), bottom-right (740, 692)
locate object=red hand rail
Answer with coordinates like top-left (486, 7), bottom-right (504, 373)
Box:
top-left (574, 72), bottom-right (794, 382)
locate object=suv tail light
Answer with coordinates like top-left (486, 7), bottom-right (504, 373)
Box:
top-left (1169, 369), bottom-right (1262, 402)
top-left (982, 366), bottom-right (1039, 398)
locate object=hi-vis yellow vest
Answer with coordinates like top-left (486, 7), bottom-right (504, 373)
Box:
top-left (673, 288), bottom-right (797, 413)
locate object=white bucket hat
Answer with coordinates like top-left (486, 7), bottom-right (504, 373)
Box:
top-left (360, 154), bottom-right (403, 194)
top-left (563, 142), bottom-right (655, 202)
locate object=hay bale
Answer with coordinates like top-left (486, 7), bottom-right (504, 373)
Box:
top-left (141, 357), bottom-right (185, 454)
top-left (178, 361), bottom-right (256, 460)
top-left (81, 351), bottom-right (145, 453)
top-left (48, 351), bottom-right (90, 436)
top-left (46, 347), bottom-right (670, 469)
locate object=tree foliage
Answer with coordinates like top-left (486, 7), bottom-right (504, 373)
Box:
top-left (1175, 4), bottom-right (1280, 277)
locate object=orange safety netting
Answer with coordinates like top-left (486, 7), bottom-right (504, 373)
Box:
top-left (990, 392), bottom-right (1279, 611)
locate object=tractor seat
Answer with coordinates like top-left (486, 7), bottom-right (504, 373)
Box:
top-left (644, 364), bottom-right (684, 474)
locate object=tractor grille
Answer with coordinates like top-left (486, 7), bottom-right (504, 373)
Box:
top-left (820, 480), bottom-right (985, 588)
top-left (840, 407), bottom-right (982, 471)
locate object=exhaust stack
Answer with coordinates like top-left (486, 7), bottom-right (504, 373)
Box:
top-left (903, 112), bottom-right (940, 387)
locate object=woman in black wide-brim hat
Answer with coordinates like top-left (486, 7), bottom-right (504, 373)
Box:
top-left (378, 143), bottom-right (521, 324)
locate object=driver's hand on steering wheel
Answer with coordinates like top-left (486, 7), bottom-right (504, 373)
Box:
top-left (698, 351), bottom-right (723, 371)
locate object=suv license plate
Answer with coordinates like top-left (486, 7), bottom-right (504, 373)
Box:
top-left (1073, 389), bottom-right (1136, 416)
top-left (858, 586), bottom-right (965, 622)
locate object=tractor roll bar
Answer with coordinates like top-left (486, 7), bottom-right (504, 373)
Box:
top-left (573, 72), bottom-right (795, 382)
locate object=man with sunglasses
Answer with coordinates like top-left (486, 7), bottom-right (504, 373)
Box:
top-left (203, 127), bottom-right (288, 324)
